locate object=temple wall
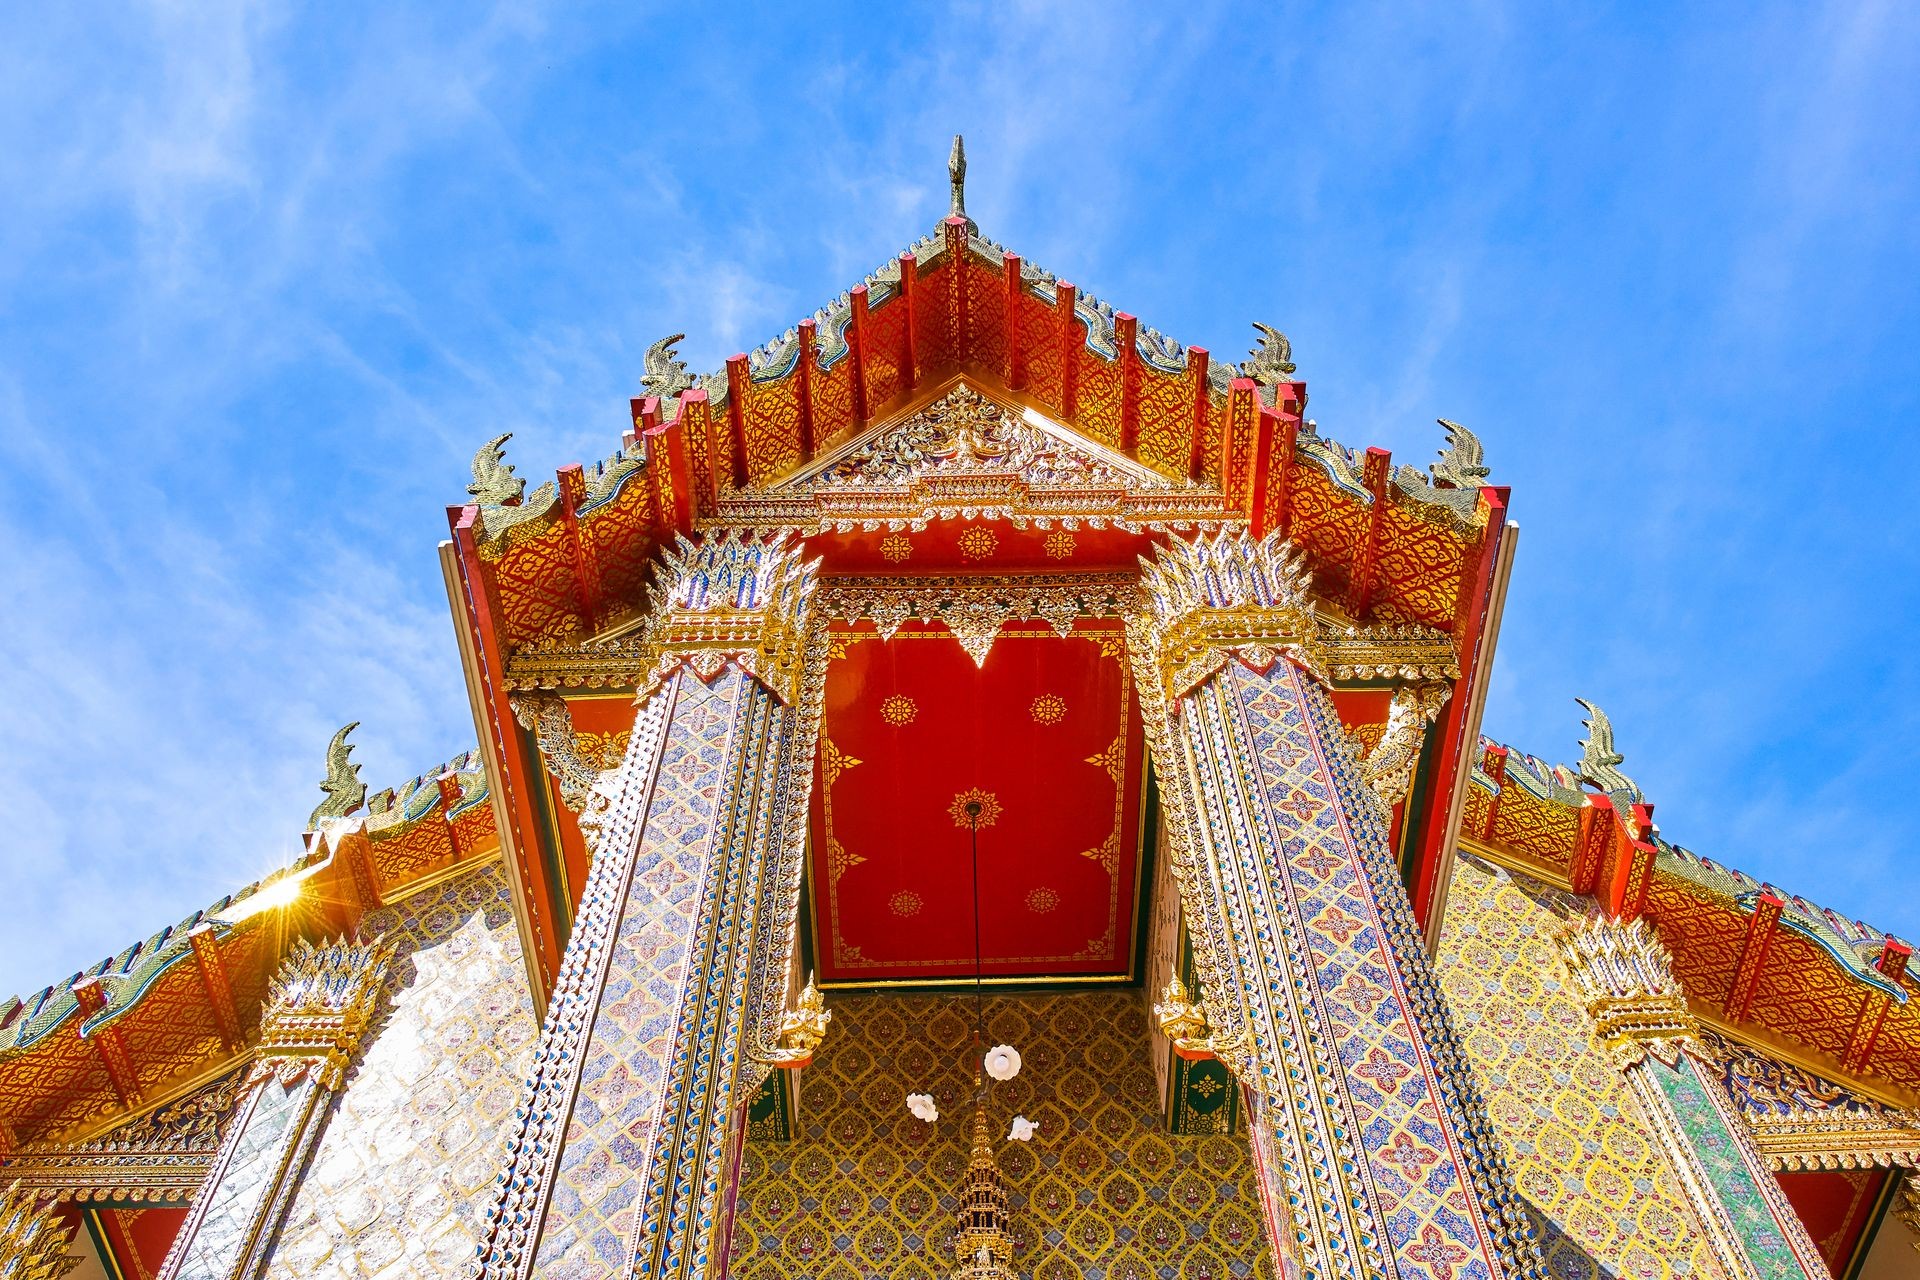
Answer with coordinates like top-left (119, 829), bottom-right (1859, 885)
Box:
top-left (263, 860), bottom-right (539, 1278)
top-left (731, 991), bottom-right (1273, 1280)
top-left (1433, 850), bottom-right (1735, 1280)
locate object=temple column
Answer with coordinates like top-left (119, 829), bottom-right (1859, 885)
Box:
top-left (1131, 531), bottom-right (1544, 1280)
top-left (1559, 916), bottom-right (1834, 1278)
top-left (158, 936), bottom-right (396, 1280)
top-left (472, 531), bottom-right (827, 1280)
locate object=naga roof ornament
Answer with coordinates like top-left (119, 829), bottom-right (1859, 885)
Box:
top-left (1242, 322), bottom-right (1297, 383)
top-left (306, 721), bottom-right (368, 829)
top-left (1574, 697), bottom-right (1643, 804)
top-left (1429, 418), bottom-right (1490, 488)
top-left (641, 333), bottom-right (700, 402)
top-left (467, 432), bottom-right (526, 506)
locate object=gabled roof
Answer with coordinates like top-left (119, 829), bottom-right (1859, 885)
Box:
top-left (1463, 712), bottom-right (1920, 1105)
top-left (453, 208), bottom-right (1503, 654)
top-left (0, 750), bottom-right (499, 1147)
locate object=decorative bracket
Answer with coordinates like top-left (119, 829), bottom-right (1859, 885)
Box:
top-left (1152, 970), bottom-right (1245, 1066)
top-left (749, 977), bottom-right (831, 1071)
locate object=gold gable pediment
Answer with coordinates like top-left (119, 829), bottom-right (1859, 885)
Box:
top-left (713, 378), bottom-right (1237, 535)
top-left (777, 382), bottom-right (1179, 495)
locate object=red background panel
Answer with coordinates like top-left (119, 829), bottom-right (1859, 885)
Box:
top-left (1776, 1168), bottom-right (1889, 1273)
top-left (810, 619), bottom-right (1142, 983)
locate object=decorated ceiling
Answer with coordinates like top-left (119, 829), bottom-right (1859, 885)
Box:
top-left (808, 620), bottom-right (1144, 986)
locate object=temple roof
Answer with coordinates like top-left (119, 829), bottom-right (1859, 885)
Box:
top-left (1463, 712), bottom-right (1920, 1106)
top-left (0, 750), bottom-right (500, 1148)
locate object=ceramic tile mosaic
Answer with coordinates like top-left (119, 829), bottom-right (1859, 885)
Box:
top-left (528, 672), bottom-right (747, 1277)
top-left (1646, 1055), bottom-right (1815, 1280)
top-left (730, 991), bottom-right (1275, 1280)
top-left (1434, 852), bottom-right (1735, 1280)
top-left (1160, 658), bottom-right (1539, 1277)
top-left (260, 860), bottom-right (539, 1278)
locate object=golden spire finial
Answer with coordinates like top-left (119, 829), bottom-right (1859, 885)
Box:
top-left (949, 134), bottom-right (967, 219)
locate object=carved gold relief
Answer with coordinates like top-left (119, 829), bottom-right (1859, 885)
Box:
top-left (0, 1180), bottom-right (72, 1280)
top-left (253, 936), bottom-right (397, 1091)
top-left (1558, 916), bottom-right (1695, 1067)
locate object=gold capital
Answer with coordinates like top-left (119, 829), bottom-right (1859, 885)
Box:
top-left (254, 936), bottom-right (396, 1091)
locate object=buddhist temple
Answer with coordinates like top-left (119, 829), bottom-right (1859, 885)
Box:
top-left (4, 138), bottom-right (1918, 1280)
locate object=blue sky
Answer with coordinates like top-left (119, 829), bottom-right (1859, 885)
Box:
top-left (2, 2), bottom-right (1916, 997)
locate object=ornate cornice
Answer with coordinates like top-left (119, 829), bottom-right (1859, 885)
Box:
top-left (1559, 915), bottom-right (1696, 1066)
top-left (1698, 1027), bottom-right (1920, 1171)
top-left (252, 937), bottom-right (395, 1092)
top-left (2, 1066), bottom-right (244, 1205)
top-left (818, 574), bottom-right (1135, 666)
top-left (711, 382), bottom-right (1242, 534)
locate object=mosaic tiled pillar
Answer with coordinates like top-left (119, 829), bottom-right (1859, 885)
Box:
top-left (1131, 532), bottom-right (1545, 1280)
top-left (158, 936), bottom-right (395, 1280)
top-left (1559, 917), bottom-right (1834, 1279)
top-left (472, 532), bottom-right (826, 1280)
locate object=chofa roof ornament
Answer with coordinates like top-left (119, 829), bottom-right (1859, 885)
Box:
top-left (948, 133), bottom-right (978, 237)
top-left (307, 721), bottom-right (368, 829)
top-left (1575, 697), bottom-right (1644, 804)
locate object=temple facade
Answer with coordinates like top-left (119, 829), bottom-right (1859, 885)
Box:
top-left (4, 143), bottom-right (1918, 1279)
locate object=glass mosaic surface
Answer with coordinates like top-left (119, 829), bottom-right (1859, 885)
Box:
top-left (731, 991), bottom-right (1276, 1280)
top-left (263, 862), bottom-right (539, 1278)
top-left (1434, 852), bottom-right (1735, 1280)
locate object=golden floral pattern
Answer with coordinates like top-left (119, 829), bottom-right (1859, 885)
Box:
top-left (957, 526), bottom-right (998, 560)
top-left (1434, 852), bottom-right (1734, 1279)
top-left (1025, 887), bottom-right (1060, 914)
top-left (1044, 530), bottom-right (1076, 560)
top-left (573, 729), bottom-right (632, 772)
top-left (949, 788), bottom-right (1002, 828)
top-left (889, 891), bottom-right (924, 918)
top-left (881, 695), bottom-right (918, 726)
top-left (881, 533), bottom-right (913, 563)
top-left (731, 994), bottom-right (1274, 1280)
top-left (1030, 694), bottom-right (1067, 725)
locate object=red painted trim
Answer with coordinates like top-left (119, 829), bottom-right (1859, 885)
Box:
top-left (899, 252), bottom-right (920, 391)
top-left (555, 465), bottom-right (601, 632)
top-left (451, 507), bottom-right (560, 988)
top-left (1568, 793), bottom-right (1611, 896)
top-left (1002, 253), bottom-right (1024, 388)
top-left (1344, 447), bottom-right (1391, 617)
top-left (1406, 490), bottom-right (1505, 926)
top-left (1480, 743), bottom-right (1510, 843)
top-left (1186, 347), bottom-right (1210, 482)
top-left (73, 979), bottom-right (142, 1108)
top-left (1055, 283), bottom-right (1080, 418)
top-left (187, 925), bottom-right (244, 1053)
top-left (848, 284), bottom-right (871, 427)
top-left (795, 318), bottom-right (817, 462)
top-left (725, 356), bottom-right (750, 488)
top-left (944, 216), bottom-right (969, 361)
top-left (436, 774), bottom-right (467, 861)
top-left (1724, 892), bottom-right (1785, 1022)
